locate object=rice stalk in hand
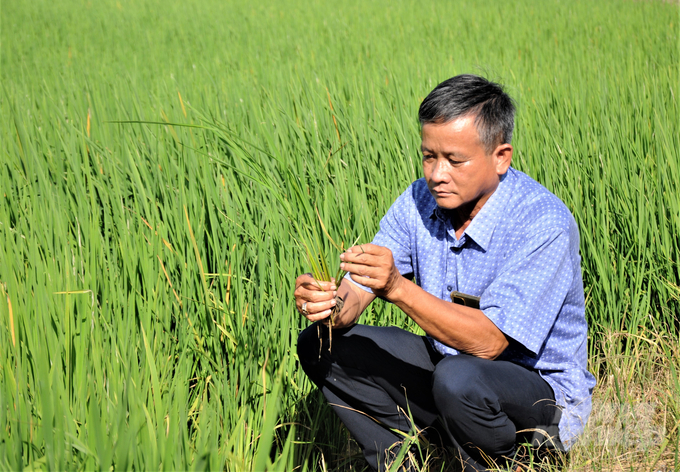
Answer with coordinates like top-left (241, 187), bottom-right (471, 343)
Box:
top-left (297, 208), bottom-right (356, 353)
top-left (298, 232), bottom-right (345, 354)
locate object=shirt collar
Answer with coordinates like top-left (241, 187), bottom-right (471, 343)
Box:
top-left (428, 168), bottom-right (515, 252)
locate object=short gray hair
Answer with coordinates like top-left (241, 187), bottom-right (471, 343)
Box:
top-left (418, 74), bottom-right (516, 153)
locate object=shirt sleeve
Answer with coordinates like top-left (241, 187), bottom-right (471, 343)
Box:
top-left (345, 185), bottom-right (415, 293)
top-left (480, 227), bottom-right (574, 356)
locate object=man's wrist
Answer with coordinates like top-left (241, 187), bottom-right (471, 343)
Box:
top-left (385, 276), bottom-right (409, 304)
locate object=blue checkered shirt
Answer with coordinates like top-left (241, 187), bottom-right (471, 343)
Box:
top-left (351, 166), bottom-right (596, 449)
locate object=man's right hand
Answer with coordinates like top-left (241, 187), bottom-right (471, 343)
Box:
top-left (294, 274), bottom-right (338, 322)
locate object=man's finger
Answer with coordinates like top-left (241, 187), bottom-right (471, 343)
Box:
top-left (341, 261), bottom-right (382, 279)
top-left (295, 273), bottom-right (314, 284)
top-left (341, 251), bottom-right (380, 266)
top-left (349, 273), bottom-right (380, 289)
top-left (297, 276), bottom-right (336, 292)
top-left (347, 243), bottom-right (382, 255)
top-left (296, 286), bottom-right (337, 303)
top-left (300, 297), bottom-right (337, 315)
top-left (304, 280), bottom-right (336, 291)
top-left (303, 309), bottom-right (333, 322)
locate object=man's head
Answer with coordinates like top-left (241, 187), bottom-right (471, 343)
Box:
top-left (418, 74), bottom-right (515, 154)
top-left (418, 75), bottom-right (515, 216)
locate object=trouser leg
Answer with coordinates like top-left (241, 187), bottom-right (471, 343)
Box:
top-left (298, 323), bottom-right (562, 471)
top-left (298, 323), bottom-right (491, 471)
top-left (431, 354), bottom-right (562, 468)
top-left (297, 322), bottom-right (443, 471)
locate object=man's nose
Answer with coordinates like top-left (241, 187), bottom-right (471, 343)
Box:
top-left (431, 158), bottom-right (450, 182)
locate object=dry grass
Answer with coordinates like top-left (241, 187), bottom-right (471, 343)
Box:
top-left (566, 329), bottom-right (679, 471)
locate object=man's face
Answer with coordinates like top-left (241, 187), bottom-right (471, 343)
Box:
top-left (421, 115), bottom-right (512, 214)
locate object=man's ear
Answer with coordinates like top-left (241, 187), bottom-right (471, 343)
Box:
top-left (493, 143), bottom-right (513, 175)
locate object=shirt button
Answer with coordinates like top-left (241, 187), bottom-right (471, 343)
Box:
top-left (447, 285), bottom-right (453, 291)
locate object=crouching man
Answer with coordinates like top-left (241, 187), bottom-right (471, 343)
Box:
top-left (294, 74), bottom-right (595, 471)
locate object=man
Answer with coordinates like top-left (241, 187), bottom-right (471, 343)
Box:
top-left (294, 74), bottom-right (595, 471)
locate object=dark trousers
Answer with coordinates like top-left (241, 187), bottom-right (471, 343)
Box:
top-left (298, 322), bottom-right (563, 471)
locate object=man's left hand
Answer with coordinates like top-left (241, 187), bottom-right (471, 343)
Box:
top-left (340, 244), bottom-right (404, 301)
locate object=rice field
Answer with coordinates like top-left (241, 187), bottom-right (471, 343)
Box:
top-left (1, 0), bottom-right (678, 469)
